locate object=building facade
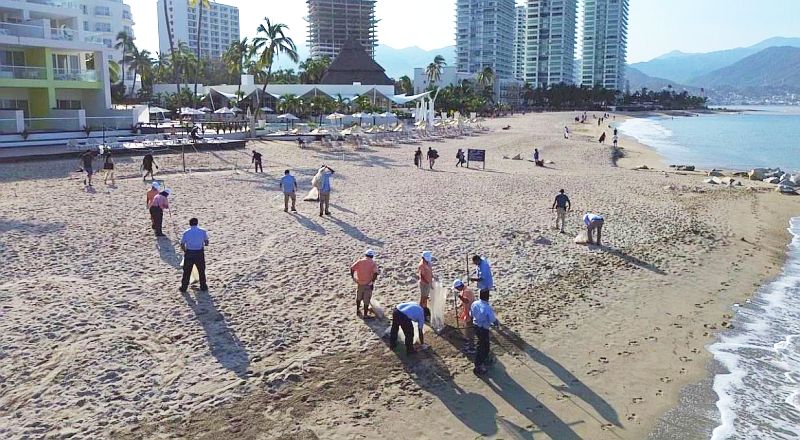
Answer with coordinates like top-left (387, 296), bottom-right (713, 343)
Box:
top-left (581, 0), bottom-right (629, 90)
top-left (157, 0), bottom-right (240, 60)
top-left (455, 0), bottom-right (515, 80)
top-left (307, 0), bottom-right (377, 60)
top-left (0, 0), bottom-right (114, 121)
top-left (525, 0), bottom-right (577, 88)
top-left (513, 5), bottom-right (526, 81)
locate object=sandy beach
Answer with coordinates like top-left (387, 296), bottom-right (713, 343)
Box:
top-left (1, 111), bottom-right (798, 439)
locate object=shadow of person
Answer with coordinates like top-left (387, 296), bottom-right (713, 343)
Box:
top-left (362, 318), bottom-right (499, 436)
top-left (495, 325), bottom-right (622, 428)
top-left (156, 239), bottom-right (181, 268)
top-left (601, 247), bottom-right (667, 275)
top-left (483, 360), bottom-right (583, 440)
top-left (328, 216), bottom-right (383, 246)
top-left (291, 213), bottom-right (326, 235)
top-left (182, 290), bottom-right (249, 378)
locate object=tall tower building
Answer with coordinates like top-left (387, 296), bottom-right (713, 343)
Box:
top-left (307, 0), bottom-right (377, 60)
top-left (525, 0), bottom-right (577, 88)
top-left (513, 5), bottom-right (527, 81)
top-left (157, 0), bottom-right (240, 60)
top-left (581, 0), bottom-right (629, 90)
top-left (455, 0), bottom-right (515, 79)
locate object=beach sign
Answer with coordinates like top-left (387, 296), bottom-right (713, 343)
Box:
top-left (467, 149), bottom-right (486, 170)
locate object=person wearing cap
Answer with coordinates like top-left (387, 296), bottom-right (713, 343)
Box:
top-left (180, 217), bottom-right (209, 292)
top-left (471, 289), bottom-right (499, 375)
top-left (280, 169), bottom-right (298, 212)
top-left (252, 150), bottom-right (263, 173)
top-left (552, 189), bottom-right (571, 233)
top-left (418, 251), bottom-right (434, 310)
top-left (583, 213), bottom-right (605, 245)
top-left (350, 249), bottom-right (379, 318)
top-left (470, 255), bottom-right (494, 298)
top-left (453, 279), bottom-right (475, 326)
top-left (389, 301), bottom-right (430, 355)
top-left (318, 164), bottom-right (335, 217)
top-left (148, 188), bottom-right (171, 237)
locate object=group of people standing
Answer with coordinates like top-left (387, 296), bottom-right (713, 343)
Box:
top-left (349, 248), bottom-right (498, 375)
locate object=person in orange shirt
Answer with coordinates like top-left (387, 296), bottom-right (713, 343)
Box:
top-left (146, 182), bottom-right (161, 231)
top-left (452, 279), bottom-right (475, 323)
top-left (350, 249), bottom-right (379, 318)
top-left (418, 251), bottom-right (434, 310)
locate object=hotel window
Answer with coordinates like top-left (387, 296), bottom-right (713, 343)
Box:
top-left (94, 6), bottom-right (110, 17)
top-left (56, 100), bottom-right (82, 110)
top-left (1, 50), bottom-right (26, 66)
top-left (95, 23), bottom-right (112, 32)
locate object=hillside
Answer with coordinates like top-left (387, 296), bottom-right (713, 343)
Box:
top-left (625, 67), bottom-right (698, 93)
top-left (690, 46), bottom-right (800, 90)
top-left (630, 37), bottom-right (800, 84)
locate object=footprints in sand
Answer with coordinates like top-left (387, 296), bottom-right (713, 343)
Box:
top-left (660, 376), bottom-right (672, 383)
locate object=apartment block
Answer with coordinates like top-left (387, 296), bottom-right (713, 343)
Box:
top-left (525, 0), bottom-right (577, 88)
top-left (513, 5), bottom-right (526, 81)
top-left (581, 0), bottom-right (629, 90)
top-left (158, 0), bottom-right (240, 60)
top-left (307, 0), bottom-right (377, 60)
top-left (455, 0), bottom-right (515, 80)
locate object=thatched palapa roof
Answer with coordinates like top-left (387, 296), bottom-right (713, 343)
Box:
top-left (321, 37), bottom-right (393, 86)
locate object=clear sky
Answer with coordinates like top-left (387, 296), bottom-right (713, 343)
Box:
top-left (130, 0), bottom-right (800, 64)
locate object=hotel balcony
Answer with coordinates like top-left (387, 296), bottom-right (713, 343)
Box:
top-left (0, 21), bottom-right (104, 46)
top-left (0, 64), bottom-right (46, 79)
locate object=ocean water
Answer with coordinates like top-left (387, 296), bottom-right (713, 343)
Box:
top-left (707, 218), bottom-right (800, 439)
top-left (618, 106), bottom-right (800, 171)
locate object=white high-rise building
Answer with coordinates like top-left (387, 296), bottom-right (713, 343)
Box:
top-left (157, 0), bottom-right (240, 60)
top-left (307, 0), bottom-right (377, 60)
top-left (581, 0), bottom-right (629, 90)
top-left (71, 0), bottom-right (135, 65)
top-left (455, 0), bottom-right (515, 80)
top-left (525, 0), bottom-right (577, 88)
top-left (513, 5), bottom-right (527, 81)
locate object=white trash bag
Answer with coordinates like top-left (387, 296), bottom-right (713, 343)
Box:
top-left (429, 280), bottom-right (446, 333)
top-left (370, 298), bottom-right (385, 319)
top-left (574, 230), bottom-right (590, 245)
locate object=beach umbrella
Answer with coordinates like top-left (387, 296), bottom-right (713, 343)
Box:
top-left (232, 107), bottom-right (243, 113)
top-left (198, 106), bottom-right (212, 113)
top-left (148, 106), bottom-right (169, 114)
top-left (214, 107), bottom-right (235, 115)
top-left (277, 113), bottom-right (299, 129)
top-left (260, 106), bottom-right (274, 113)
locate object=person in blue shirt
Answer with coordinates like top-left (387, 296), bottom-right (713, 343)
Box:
top-left (583, 213), bottom-right (605, 245)
top-left (470, 255), bottom-right (494, 298)
top-left (280, 169), bottom-right (298, 212)
top-left (389, 302), bottom-right (430, 355)
top-left (470, 289), bottom-right (499, 375)
top-left (318, 164), bottom-right (335, 217)
top-left (179, 217), bottom-right (210, 293)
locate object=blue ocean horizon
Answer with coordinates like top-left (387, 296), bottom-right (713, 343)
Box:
top-left (619, 106), bottom-right (800, 172)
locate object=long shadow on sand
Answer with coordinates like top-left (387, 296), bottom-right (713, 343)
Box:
top-left (363, 318), bottom-right (499, 436)
top-left (290, 212), bottom-right (326, 235)
top-left (495, 325), bottom-right (621, 428)
top-left (600, 246), bottom-right (667, 275)
top-left (156, 237), bottom-right (181, 268)
top-left (327, 216), bottom-right (383, 246)
top-left (182, 289), bottom-right (249, 378)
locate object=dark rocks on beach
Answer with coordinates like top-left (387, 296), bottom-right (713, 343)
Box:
top-left (707, 169), bottom-right (724, 177)
top-left (670, 165), bottom-right (695, 172)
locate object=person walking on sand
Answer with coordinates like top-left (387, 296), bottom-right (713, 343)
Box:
top-left (612, 134), bottom-right (619, 147)
top-left (471, 289), bottom-right (499, 375)
top-left (146, 182), bottom-right (160, 231)
top-left (584, 213), bottom-right (605, 245)
top-left (552, 189), bottom-right (571, 233)
top-left (79, 149), bottom-right (96, 187)
top-left (318, 164), bottom-right (335, 217)
top-left (470, 255), bottom-right (494, 299)
top-left (148, 188), bottom-right (171, 237)
top-left (179, 217), bottom-right (209, 293)
top-left (102, 150), bottom-right (115, 185)
top-left (252, 150), bottom-right (263, 173)
top-left (418, 251), bottom-right (434, 310)
top-left (598, 132), bottom-right (606, 144)
top-left (142, 152), bottom-right (158, 181)
top-left (389, 301), bottom-right (430, 355)
top-left (456, 149), bottom-right (466, 167)
top-left (351, 249), bottom-right (379, 318)
top-left (280, 169), bottom-right (298, 212)
top-left (564, 126), bottom-right (570, 139)
top-left (414, 147), bottom-right (422, 168)
top-left (427, 147), bottom-right (438, 170)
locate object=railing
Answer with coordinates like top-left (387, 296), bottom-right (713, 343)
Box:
top-left (24, 117), bottom-right (81, 132)
top-left (0, 119), bottom-right (19, 134)
top-left (50, 26), bottom-right (77, 41)
top-left (0, 65), bottom-right (47, 80)
top-left (0, 21), bottom-right (46, 39)
top-left (26, 0), bottom-right (79, 9)
top-left (85, 116), bottom-right (134, 130)
top-left (53, 68), bottom-right (97, 81)
top-left (0, 21), bottom-right (103, 47)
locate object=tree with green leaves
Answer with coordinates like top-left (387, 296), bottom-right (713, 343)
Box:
top-left (253, 18), bottom-right (299, 94)
top-left (114, 31), bottom-right (134, 89)
top-left (189, 0), bottom-right (211, 106)
top-left (129, 47), bottom-right (153, 99)
top-left (299, 57), bottom-right (331, 84)
top-left (223, 38), bottom-right (252, 99)
top-left (425, 55), bottom-right (446, 85)
top-left (161, 0), bottom-right (181, 107)
top-left (395, 75), bottom-right (413, 95)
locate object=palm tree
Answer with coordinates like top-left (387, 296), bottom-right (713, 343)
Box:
top-left (161, 0), bottom-right (180, 107)
top-left (477, 66), bottom-right (495, 88)
top-left (299, 57), bottom-right (330, 84)
top-left (114, 31), bottom-right (134, 87)
top-left (425, 55), bottom-right (446, 85)
top-left (189, 0), bottom-right (211, 106)
top-left (153, 52), bottom-right (171, 83)
top-left (395, 75), bottom-right (413, 95)
top-left (223, 38), bottom-right (251, 98)
top-left (253, 18), bottom-right (299, 93)
top-left (129, 48), bottom-right (153, 99)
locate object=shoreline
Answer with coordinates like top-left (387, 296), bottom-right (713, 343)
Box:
top-left (1, 111), bottom-right (798, 439)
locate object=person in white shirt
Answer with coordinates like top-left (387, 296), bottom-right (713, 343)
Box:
top-left (179, 217), bottom-right (209, 292)
top-left (280, 169), bottom-right (298, 212)
top-left (583, 213), bottom-right (605, 245)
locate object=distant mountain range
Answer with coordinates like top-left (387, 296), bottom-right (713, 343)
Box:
top-left (626, 37), bottom-right (800, 103)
